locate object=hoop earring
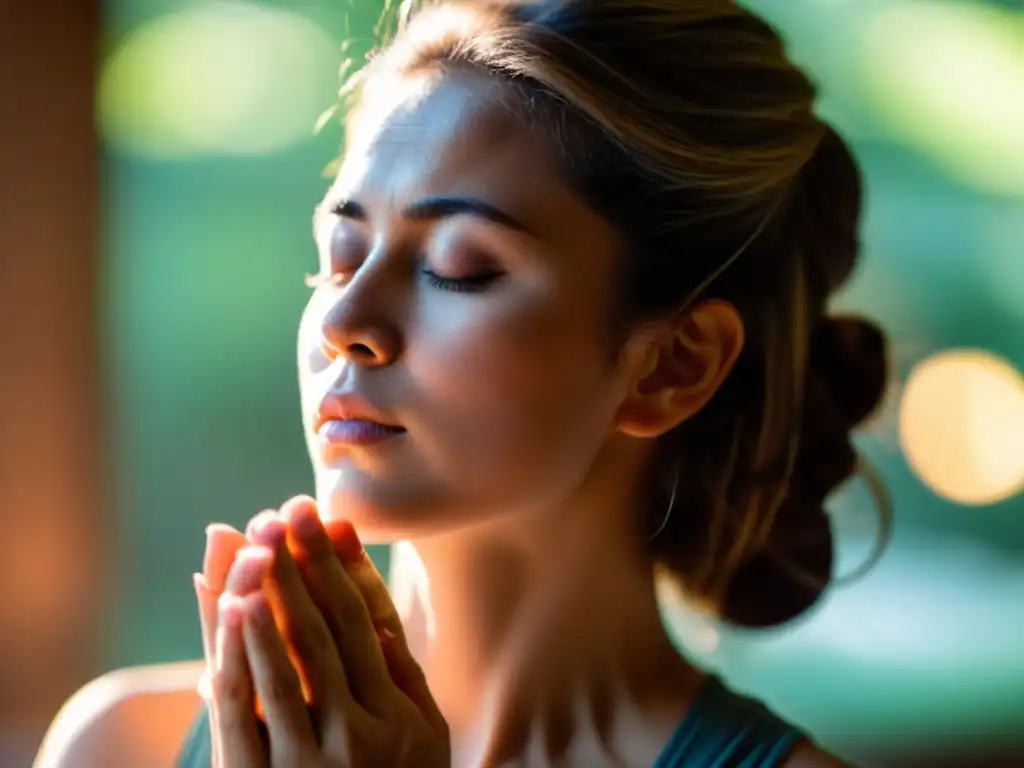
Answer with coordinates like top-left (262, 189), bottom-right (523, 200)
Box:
top-left (830, 454), bottom-right (893, 587)
top-left (771, 453), bottom-right (894, 590)
top-left (648, 469), bottom-right (681, 543)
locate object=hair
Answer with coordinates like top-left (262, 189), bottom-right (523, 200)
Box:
top-left (345, 0), bottom-right (889, 628)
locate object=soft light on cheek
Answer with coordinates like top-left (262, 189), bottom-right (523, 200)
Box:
top-left (297, 293), bottom-right (334, 375)
top-left (301, 341), bottom-right (331, 379)
top-left (414, 312), bottom-right (530, 388)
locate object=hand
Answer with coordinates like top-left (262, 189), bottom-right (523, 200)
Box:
top-left (193, 500), bottom-right (354, 743)
top-left (197, 497), bottom-right (450, 767)
top-left (194, 500), bottom-right (414, 719)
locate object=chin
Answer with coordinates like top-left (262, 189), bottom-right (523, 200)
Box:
top-left (313, 466), bottom-right (467, 545)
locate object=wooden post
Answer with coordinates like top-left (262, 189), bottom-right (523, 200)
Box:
top-left (0, 2), bottom-right (106, 763)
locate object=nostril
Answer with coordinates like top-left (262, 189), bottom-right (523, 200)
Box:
top-left (348, 342), bottom-right (375, 360)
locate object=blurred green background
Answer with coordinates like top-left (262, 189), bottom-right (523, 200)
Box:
top-left (97, 0), bottom-right (1024, 759)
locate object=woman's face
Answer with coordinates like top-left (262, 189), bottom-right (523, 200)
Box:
top-left (297, 70), bottom-right (637, 542)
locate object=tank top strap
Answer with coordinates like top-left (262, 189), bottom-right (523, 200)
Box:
top-left (651, 675), bottom-right (804, 768)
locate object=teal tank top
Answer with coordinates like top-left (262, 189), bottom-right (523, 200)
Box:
top-left (651, 675), bottom-right (804, 767)
top-left (177, 675), bottom-right (803, 767)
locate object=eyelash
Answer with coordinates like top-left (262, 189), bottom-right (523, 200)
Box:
top-left (421, 269), bottom-right (501, 293)
top-left (303, 269), bottom-right (501, 293)
top-left (312, 204), bottom-right (503, 293)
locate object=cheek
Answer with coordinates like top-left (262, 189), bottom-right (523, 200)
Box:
top-left (409, 287), bottom-right (618, 488)
top-left (296, 296), bottom-right (332, 412)
top-left (298, 298), bottom-right (323, 363)
top-left (422, 292), bottom-right (600, 396)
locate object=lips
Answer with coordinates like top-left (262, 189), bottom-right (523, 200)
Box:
top-left (313, 393), bottom-right (406, 452)
top-left (313, 393), bottom-right (403, 434)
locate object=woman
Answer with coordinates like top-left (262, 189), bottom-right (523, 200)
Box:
top-left (181, 0), bottom-right (888, 765)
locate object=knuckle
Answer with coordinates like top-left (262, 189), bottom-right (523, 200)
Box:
top-left (264, 669), bottom-right (303, 704)
top-left (210, 669), bottom-right (249, 703)
top-left (322, 715), bottom-right (380, 768)
top-left (290, 620), bottom-right (332, 663)
top-left (304, 537), bottom-right (337, 569)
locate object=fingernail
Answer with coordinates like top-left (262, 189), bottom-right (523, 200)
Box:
top-left (257, 519), bottom-right (287, 550)
top-left (248, 511), bottom-right (285, 548)
top-left (291, 504), bottom-right (324, 542)
top-left (219, 594), bottom-right (245, 629)
top-left (246, 509), bottom-right (274, 539)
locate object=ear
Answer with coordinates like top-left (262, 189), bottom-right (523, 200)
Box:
top-left (615, 300), bottom-right (744, 439)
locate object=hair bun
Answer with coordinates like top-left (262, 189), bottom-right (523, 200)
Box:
top-left (719, 499), bottom-right (833, 628)
top-left (809, 316), bottom-right (888, 429)
top-left (718, 315), bottom-right (886, 629)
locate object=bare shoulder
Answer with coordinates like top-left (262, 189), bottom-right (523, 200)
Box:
top-left (782, 739), bottom-right (857, 768)
top-left (33, 660), bottom-right (205, 768)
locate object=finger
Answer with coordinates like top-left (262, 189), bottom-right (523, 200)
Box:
top-left (204, 524), bottom-right (247, 593)
top-left (241, 590), bottom-right (319, 764)
top-left (224, 543), bottom-right (283, 725)
top-left (194, 574), bottom-right (217, 697)
top-left (323, 519), bottom-right (402, 641)
top-left (322, 518), bottom-right (444, 729)
top-left (193, 574), bottom-right (221, 767)
top-left (201, 523), bottom-right (247, 734)
top-left (248, 512), bottom-right (352, 718)
top-left (245, 508), bottom-right (280, 543)
top-left (211, 596), bottom-right (266, 768)
top-left (281, 500), bottom-right (392, 710)
top-left (224, 544), bottom-right (276, 597)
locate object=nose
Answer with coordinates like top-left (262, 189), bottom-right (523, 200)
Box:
top-left (319, 273), bottom-right (403, 367)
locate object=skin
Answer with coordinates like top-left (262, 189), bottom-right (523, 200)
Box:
top-left (198, 500), bottom-right (447, 767)
top-left (199, 67), bottom-right (851, 767)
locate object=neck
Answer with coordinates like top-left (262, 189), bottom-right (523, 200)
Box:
top-left (388, 475), bottom-right (702, 765)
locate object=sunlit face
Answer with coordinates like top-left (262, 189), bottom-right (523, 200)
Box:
top-left (297, 69), bottom-right (636, 542)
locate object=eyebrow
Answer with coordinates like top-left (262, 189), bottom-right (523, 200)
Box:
top-left (324, 196), bottom-right (534, 235)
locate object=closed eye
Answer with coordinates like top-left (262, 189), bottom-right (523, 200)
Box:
top-left (421, 269), bottom-right (503, 293)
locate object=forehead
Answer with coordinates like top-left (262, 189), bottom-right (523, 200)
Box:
top-left (332, 68), bottom-right (609, 240)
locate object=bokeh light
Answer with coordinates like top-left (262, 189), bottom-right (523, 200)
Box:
top-left (859, 1), bottom-right (1024, 197)
top-left (900, 349), bottom-right (1024, 505)
top-left (98, 1), bottom-right (339, 158)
